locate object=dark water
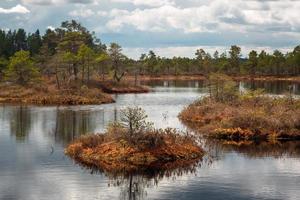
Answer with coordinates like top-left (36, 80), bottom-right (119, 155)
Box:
top-left (0, 80), bottom-right (300, 200)
top-left (142, 79), bottom-right (300, 95)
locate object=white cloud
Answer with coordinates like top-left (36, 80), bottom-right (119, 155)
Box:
top-left (2, 0), bottom-right (300, 57)
top-left (21, 0), bottom-right (93, 5)
top-left (69, 9), bottom-right (94, 17)
top-left (106, 5), bottom-right (214, 33)
top-left (21, 0), bottom-right (53, 5)
top-left (47, 25), bottom-right (55, 30)
top-left (110, 0), bottom-right (175, 7)
top-left (104, 0), bottom-right (300, 35)
top-left (97, 11), bottom-right (108, 17)
top-left (0, 4), bottom-right (30, 14)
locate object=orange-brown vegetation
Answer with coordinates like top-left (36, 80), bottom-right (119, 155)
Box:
top-left (179, 96), bottom-right (300, 141)
top-left (0, 80), bottom-right (114, 105)
top-left (232, 75), bottom-right (300, 82)
top-left (65, 128), bottom-right (204, 173)
top-left (97, 80), bottom-right (150, 94)
top-left (0, 76), bottom-right (151, 105)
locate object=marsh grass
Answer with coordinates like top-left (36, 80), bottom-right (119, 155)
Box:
top-left (97, 80), bottom-right (150, 94)
top-left (179, 95), bottom-right (300, 141)
top-left (0, 78), bottom-right (114, 105)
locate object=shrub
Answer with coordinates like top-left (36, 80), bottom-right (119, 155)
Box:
top-left (5, 50), bottom-right (40, 85)
top-left (207, 73), bottom-right (239, 103)
top-left (120, 107), bottom-right (153, 136)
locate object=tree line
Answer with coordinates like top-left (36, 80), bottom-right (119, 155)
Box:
top-left (0, 20), bottom-right (300, 87)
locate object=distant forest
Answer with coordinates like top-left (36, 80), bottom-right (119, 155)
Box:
top-left (1, 20), bottom-right (300, 86)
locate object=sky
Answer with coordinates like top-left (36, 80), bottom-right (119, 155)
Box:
top-left (0, 0), bottom-right (300, 58)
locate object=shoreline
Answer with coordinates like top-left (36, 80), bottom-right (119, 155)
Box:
top-left (124, 74), bottom-right (300, 82)
top-left (1, 74), bottom-right (299, 106)
top-left (0, 79), bottom-right (151, 106)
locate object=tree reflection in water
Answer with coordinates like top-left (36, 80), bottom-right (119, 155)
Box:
top-left (183, 120), bottom-right (300, 159)
top-left (9, 106), bottom-right (32, 142)
top-left (204, 139), bottom-right (300, 158)
top-left (74, 157), bottom-right (212, 200)
top-left (53, 108), bottom-right (104, 144)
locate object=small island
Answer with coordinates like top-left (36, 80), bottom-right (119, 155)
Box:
top-left (65, 107), bottom-right (204, 173)
top-left (179, 73), bottom-right (300, 141)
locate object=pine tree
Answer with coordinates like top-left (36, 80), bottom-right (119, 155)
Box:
top-left (5, 50), bottom-right (39, 85)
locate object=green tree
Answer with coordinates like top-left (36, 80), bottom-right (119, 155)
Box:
top-left (78, 44), bottom-right (95, 84)
top-left (147, 50), bottom-right (157, 75)
top-left (272, 50), bottom-right (285, 76)
top-left (15, 29), bottom-right (27, 51)
top-left (0, 57), bottom-right (8, 80)
top-left (95, 52), bottom-right (110, 81)
top-left (108, 43), bottom-right (125, 82)
top-left (195, 49), bottom-right (206, 73)
top-left (208, 73), bottom-right (238, 102)
top-left (62, 51), bottom-right (78, 81)
top-left (248, 50), bottom-right (258, 77)
top-left (41, 29), bottom-right (59, 56)
top-left (5, 50), bottom-right (39, 85)
top-left (120, 107), bottom-right (152, 136)
top-left (229, 45), bottom-right (241, 74)
top-left (139, 53), bottom-right (147, 75)
top-left (58, 32), bottom-right (86, 80)
top-left (292, 45), bottom-right (300, 75)
top-left (27, 29), bottom-right (42, 56)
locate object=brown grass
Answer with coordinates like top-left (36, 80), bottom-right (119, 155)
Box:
top-left (65, 128), bottom-right (204, 173)
top-left (179, 96), bottom-right (300, 141)
top-left (0, 82), bottom-right (114, 105)
top-left (232, 75), bottom-right (300, 82)
top-left (97, 80), bottom-right (150, 94)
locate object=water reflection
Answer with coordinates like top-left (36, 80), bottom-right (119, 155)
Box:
top-left (204, 139), bottom-right (300, 159)
top-left (78, 157), bottom-right (210, 200)
top-left (241, 81), bottom-right (300, 95)
top-left (8, 106), bottom-right (32, 142)
top-left (53, 108), bottom-right (104, 144)
top-left (141, 79), bottom-right (300, 95)
top-left (140, 80), bottom-right (206, 88)
top-left (1, 80), bottom-right (300, 200)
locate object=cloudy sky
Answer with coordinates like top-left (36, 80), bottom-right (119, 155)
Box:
top-left (0, 0), bottom-right (300, 58)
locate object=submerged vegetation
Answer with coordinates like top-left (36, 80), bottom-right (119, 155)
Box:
top-left (65, 107), bottom-right (204, 173)
top-left (180, 73), bottom-right (300, 141)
